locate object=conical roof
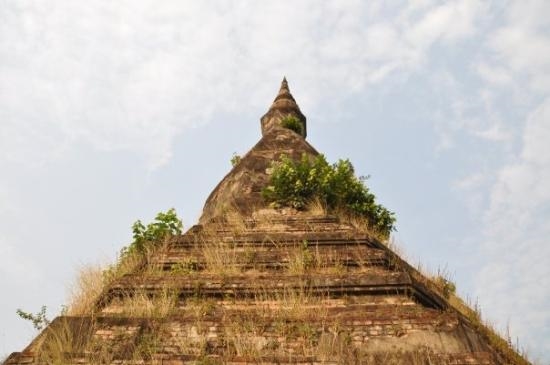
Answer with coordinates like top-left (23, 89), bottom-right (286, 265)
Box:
top-left (201, 79), bottom-right (314, 224)
top-left (200, 128), bottom-right (318, 224)
top-left (260, 77), bottom-right (307, 138)
top-left (4, 80), bottom-right (530, 365)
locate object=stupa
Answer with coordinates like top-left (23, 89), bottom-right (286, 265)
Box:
top-left (4, 79), bottom-right (529, 364)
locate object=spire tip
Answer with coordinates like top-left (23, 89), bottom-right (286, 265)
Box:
top-left (261, 78), bottom-right (307, 138)
top-left (280, 77), bottom-right (289, 93)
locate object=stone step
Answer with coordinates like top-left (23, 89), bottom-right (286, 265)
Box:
top-left (99, 302), bottom-right (449, 325)
top-left (98, 272), bottom-right (420, 311)
top-left (111, 271), bottom-right (410, 291)
top-left (100, 268), bottom-right (449, 310)
top-left (6, 314), bottom-right (492, 365)
top-left (93, 311), bottom-right (458, 342)
top-left (205, 215), bottom-right (341, 226)
top-left (151, 245), bottom-right (388, 272)
top-left (3, 352), bottom-right (497, 365)
top-left (171, 231), bottom-right (376, 248)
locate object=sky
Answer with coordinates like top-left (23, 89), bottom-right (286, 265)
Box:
top-left (1, 0), bottom-right (549, 362)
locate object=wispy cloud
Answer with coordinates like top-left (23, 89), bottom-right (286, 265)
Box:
top-left (457, 3), bottom-right (550, 358)
top-left (0, 0), bottom-right (484, 169)
top-left (477, 98), bottom-right (550, 357)
top-left (405, 0), bottom-right (483, 48)
top-left (482, 0), bottom-right (550, 94)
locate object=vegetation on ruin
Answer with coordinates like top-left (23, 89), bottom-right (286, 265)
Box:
top-left (230, 152), bottom-right (241, 167)
top-left (262, 153), bottom-right (395, 238)
top-left (280, 115), bottom-right (304, 135)
top-left (15, 306), bottom-right (51, 331)
top-left (14, 209), bottom-right (185, 328)
top-left (13, 210), bottom-right (530, 364)
top-left (68, 208), bottom-right (183, 316)
top-left (122, 208), bottom-right (183, 258)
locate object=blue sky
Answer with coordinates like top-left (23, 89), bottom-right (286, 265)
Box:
top-left (1, 1), bottom-right (549, 362)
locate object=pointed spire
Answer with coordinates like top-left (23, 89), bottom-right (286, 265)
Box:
top-left (261, 77), bottom-right (307, 138)
top-left (279, 77), bottom-right (289, 94)
top-left (273, 77), bottom-right (296, 103)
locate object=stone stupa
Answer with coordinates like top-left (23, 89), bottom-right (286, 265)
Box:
top-left (4, 79), bottom-right (529, 365)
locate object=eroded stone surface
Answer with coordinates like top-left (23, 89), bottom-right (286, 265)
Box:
top-left (200, 128), bottom-right (319, 224)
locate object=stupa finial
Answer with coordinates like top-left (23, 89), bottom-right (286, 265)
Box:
top-left (280, 77), bottom-right (289, 92)
top-left (260, 77), bottom-right (307, 138)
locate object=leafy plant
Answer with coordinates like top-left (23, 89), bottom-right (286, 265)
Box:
top-left (121, 208), bottom-right (183, 258)
top-left (435, 276), bottom-right (457, 298)
top-left (230, 153), bottom-right (241, 167)
top-left (281, 115), bottom-right (304, 135)
top-left (263, 153), bottom-right (395, 237)
top-left (16, 306), bottom-right (51, 330)
top-left (99, 208), bottom-right (184, 309)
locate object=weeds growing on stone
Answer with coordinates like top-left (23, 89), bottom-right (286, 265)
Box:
top-left (15, 207), bottom-right (530, 365)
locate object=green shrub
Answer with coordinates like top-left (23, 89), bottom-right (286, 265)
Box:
top-left (16, 306), bottom-right (50, 330)
top-left (281, 115), bottom-right (304, 135)
top-left (435, 276), bottom-right (457, 298)
top-left (262, 154), bottom-right (395, 237)
top-left (230, 152), bottom-right (241, 167)
top-left (121, 208), bottom-right (183, 258)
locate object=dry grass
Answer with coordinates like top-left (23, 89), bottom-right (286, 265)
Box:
top-left (222, 208), bottom-right (249, 234)
top-left (200, 238), bottom-right (240, 276)
top-left (252, 284), bottom-right (331, 323)
top-left (35, 317), bottom-right (93, 365)
top-left (286, 241), bottom-right (315, 275)
top-left (170, 324), bottom-right (210, 357)
top-left (224, 323), bottom-right (263, 358)
top-left (66, 264), bottom-right (105, 316)
top-left (195, 209), bottom-right (255, 275)
top-left (285, 240), bottom-right (347, 276)
top-left (43, 206), bottom-right (529, 365)
top-left (306, 197), bottom-right (327, 216)
top-left (206, 205), bottom-right (251, 235)
top-left (314, 334), bottom-right (451, 365)
top-left (187, 285), bottom-right (334, 360)
top-left (66, 238), bottom-right (172, 316)
top-left (382, 239), bottom-right (531, 365)
top-left (446, 293), bottom-right (531, 365)
top-left (30, 311), bottom-right (469, 365)
top-left (104, 289), bottom-right (178, 318)
top-left (186, 302), bottom-right (463, 364)
top-left (334, 208), bottom-right (389, 242)
top-left (32, 317), bottom-right (170, 364)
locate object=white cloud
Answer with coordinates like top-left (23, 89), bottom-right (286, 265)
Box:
top-left (431, 4), bottom-right (550, 358)
top-left (406, 0), bottom-right (482, 48)
top-left (429, 71), bottom-right (512, 150)
top-left (491, 27), bottom-right (550, 89)
top-left (522, 100), bottom-right (550, 165)
top-left (453, 172), bottom-right (486, 191)
top-left (478, 98), bottom-right (550, 357)
top-left (0, 0), bottom-right (486, 169)
top-left (472, 123), bottom-right (512, 141)
top-left (452, 172), bottom-right (490, 215)
top-left (475, 62), bottom-right (513, 86)
top-left (482, 0), bottom-right (550, 94)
